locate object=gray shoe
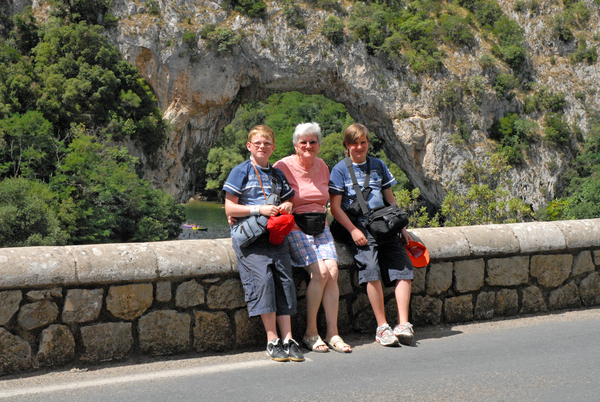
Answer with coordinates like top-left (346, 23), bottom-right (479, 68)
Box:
top-left (376, 324), bottom-right (399, 347)
top-left (266, 338), bottom-right (290, 362)
top-left (394, 322), bottom-right (414, 346)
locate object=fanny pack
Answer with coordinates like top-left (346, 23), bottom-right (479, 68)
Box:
top-left (344, 157), bottom-right (408, 240)
top-left (294, 212), bottom-right (327, 236)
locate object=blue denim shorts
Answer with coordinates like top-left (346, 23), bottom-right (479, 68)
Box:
top-left (232, 234), bottom-right (297, 317)
top-left (348, 221), bottom-right (414, 287)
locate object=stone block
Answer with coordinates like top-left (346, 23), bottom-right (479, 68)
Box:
top-left (0, 290), bottom-right (22, 326)
top-left (412, 227), bottom-right (470, 259)
top-left (520, 286), bottom-right (547, 314)
top-left (426, 262), bottom-right (452, 295)
top-left (175, 280), bottom-right (205, 308)
top-left (17, 300), bottom-right (59, 330)
top-left (579, 272), bottom-right (600, 306)
top-left (234, 310), bottom-right (264, 348)
top-left (353, 307), bottom-right (376, 332)
top-left (487, 256), bottom-right (529, 286)
top-left (572, 251), bottom-right (595, 276)
top-left (37, 325), bottom-right (75, 367)
top-left (194, 311), bottom-right (232, 352)
top-left (72, 243), bottom-right (158, 283)
top-left (138, 310), bottom-right (191, 355)
top-left (553, 219), bottom-right (600, 249)
top-left (530, 254), bottom-right (572, 288)
top-left (506, 222), bottom-right (566, 252)
top-left (454, 259), bottom-right (484, 293)
top-left (334, 241), bottom-right (355, 269)
top-left (495, 289), bottom-right (519, 316)
top-left (0, 328), bottom-right (32, 374)
top-left (385, 298), bottom-right (398, 328)
top-left (0, 246), bottom-right (77, 289)
top-left (444, 295), bottom-right (473, 323)
top-left (80, 322), bottom-right (133, 362)
top-left (459, 225), bottom-right (519, 257)
top-left (337, 299), bottom-right (351, 335)
top-left (207, 279), bottom-right (245, 310)
top-left (62, 289), bottom-right (104, 323)
top-left (475, 292), bottom-right (496, 320)
top-left (411, 296), bottom-right (443, 326)
top-left (338, 269), bottom-right (353, 296)
top-left (151, 239), bottom-right (236, 278)
top-left (106, 283), bottom-right (153, 320)
top-left (156, 281), bottom-right (172, 302)
top-left (412, 265), bottom-right (426, 294)
top-left (352, 293), bottom-right (370, 316)
top-left (26, 288), bottom-right (62, 301)
top-left (593, 250), bottom-right (600, 266)
top-left (548, 283), bottom-right (581, 310)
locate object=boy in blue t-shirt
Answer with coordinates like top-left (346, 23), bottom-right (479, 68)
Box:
top-left (223, 125), bottom-right (304, 362)
top-left (329, 123), bottom-right (415, 347)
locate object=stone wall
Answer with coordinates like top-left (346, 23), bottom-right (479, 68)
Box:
top-left (2, 219), bottom-right (600, 375)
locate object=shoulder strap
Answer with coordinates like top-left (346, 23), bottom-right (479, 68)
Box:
top-left (344, 157), bottom-right (371, 215)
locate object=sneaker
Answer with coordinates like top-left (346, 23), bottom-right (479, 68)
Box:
top-left (283, 338), bottom-right (305, 362)
top-left (266, 338), bottom-right (289, 362)
top-left (394, 322), bottom-right (414, 346)
top-left (376, 324), bottom-right (399, 347)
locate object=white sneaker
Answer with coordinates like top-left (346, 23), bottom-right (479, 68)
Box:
top-left (393, 322), bottom-right (414, 345)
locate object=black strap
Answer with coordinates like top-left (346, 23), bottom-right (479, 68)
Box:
top-left (344, 157), bottom-right (370, 216)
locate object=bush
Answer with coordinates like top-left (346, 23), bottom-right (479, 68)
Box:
top-left (182, 30), bottom-right (197, 46)
top-left (231, 0), bottom-right (267, 18)
top-left (283, 0), bottom-right (306, 29)
top-left (479, 53), bottom-right (496, 68)
top-left (321, 16), bottom-right (344, 45)
top-left (205, 28), bottom-right (242, 54)
top-left (144, 0), bottom-right (160, 16)
top-left (493, 73), bottom-right (519, 97)
top-left (570, 40), bottom-right (598, 64)
top-left (439, 14), bottom-right (475, 48)
top-left (543, 113), bottom-right (571, 147)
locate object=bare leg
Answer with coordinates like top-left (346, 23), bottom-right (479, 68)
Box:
top-left (366, 280), bottom-right (388, 327)
top-left (395, 279), bottom-right (412, 324)
top-left (276, 315), bottom-right (292, 342)
top-left (261, 312), bottom-right (278, 342)
top-left (321, 259), bottom-right (340, 340)
top-left (303, 261), bottom-right (330, 351)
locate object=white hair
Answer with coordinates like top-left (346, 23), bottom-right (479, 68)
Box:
top-left (293, 122), bottom-right (322, 145)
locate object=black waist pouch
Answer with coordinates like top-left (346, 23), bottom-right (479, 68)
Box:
top-left (294, 212), bottom-right (327, 236)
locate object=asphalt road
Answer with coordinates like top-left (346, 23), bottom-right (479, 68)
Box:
top-left (1, 308), bottom-right (599, 402)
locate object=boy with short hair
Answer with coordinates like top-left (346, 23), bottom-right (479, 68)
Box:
top-left (223, 125), bottom-right (304, 362)
top-left (329, 123), bottom-right (415, 347)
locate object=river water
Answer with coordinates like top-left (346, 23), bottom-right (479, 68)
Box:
top-left (180, 200), bottom-right (231, 240)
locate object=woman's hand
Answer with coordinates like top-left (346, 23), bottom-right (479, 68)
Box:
top-left (278, 201), bottom-right (294, 215)
top-left (259, 204), bottom-right (280, 217)
top-left (400, 227), bottom-right (412, 245)
top-left (351, 228), bottom-right (368, 246)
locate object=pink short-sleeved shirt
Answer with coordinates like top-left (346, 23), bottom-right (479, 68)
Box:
top-left (274, 155), bottom-right (330, 225)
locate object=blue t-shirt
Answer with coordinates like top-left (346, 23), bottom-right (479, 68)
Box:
top-left (223, 159), bottom-right (294, 207)
top-left (328, 156), bottom-right (397, 213)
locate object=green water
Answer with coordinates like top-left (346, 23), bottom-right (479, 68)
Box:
top-left (183, 200), bottom-right (229, 228)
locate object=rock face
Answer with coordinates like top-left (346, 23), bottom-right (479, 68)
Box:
top-left (98, 0), bottom-right (599, 207)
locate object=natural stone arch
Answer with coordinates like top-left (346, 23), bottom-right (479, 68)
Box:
top-left (107, 0), bottom-right (560, 207)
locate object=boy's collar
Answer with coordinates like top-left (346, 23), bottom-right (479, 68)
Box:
top-left (250, 156), bottom-right (271, 169)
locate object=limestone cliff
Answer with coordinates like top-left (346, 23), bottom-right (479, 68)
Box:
top-left (13, 0), bottom-right (600, 207)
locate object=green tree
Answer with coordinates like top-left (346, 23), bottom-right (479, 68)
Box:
top-left (0, 177), bottom-right (71, 247)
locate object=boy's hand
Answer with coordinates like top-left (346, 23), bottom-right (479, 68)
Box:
top-left (227, 215), bottom-right (237, 226)
top-left (351, 228), bottom-right (368, 246)
top-left (278, 201), bottom-right (294, 215)
top-left (259, 204), bottom-right (280, 217)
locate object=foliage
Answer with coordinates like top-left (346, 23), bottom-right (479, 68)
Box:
top-left (440, 155), bottom-right (534, 226)
top-left (523, 85), bottom-right (566, 113)
top-left (230, 0), bottom-right (267, 18)
top-left (438, 13), bottom-right (475, 48)
top-left (489, 113), bottom-right (538, 164)
top-left (205, 28), bottom-right (241, 54)
top-left (182, 30), bottom-right (197, 47)
top-left (144, 0), bottom-right (161, 17)
top-left (492, 73), bottom-right (519, 98)
top-left (570, 39), bottom-right (598, 64)
top-left (0, 177), bottom-right (71, 247)
top-left (49, 0), bottom-right (113, 26)
top-left (321, 16), bottom-right (344, 45)
top-left (478, 53), bottom-right (496, 68)
top-left (283, 0), bottom-right (306, 29)
top-left (543, 113), bottom-right (571, 147)
top-left (434, 80), bottom-right (461, 110)
top-left (51, 128), bottom-right (184, 244)
top-left (393, 187), bottom-right (440, 228)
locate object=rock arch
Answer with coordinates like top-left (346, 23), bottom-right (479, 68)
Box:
top-left (108, 0), bottom-right (559, 207)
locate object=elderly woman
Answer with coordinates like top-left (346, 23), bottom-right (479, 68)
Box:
top-left (273, 122), bottom-right (351, 353)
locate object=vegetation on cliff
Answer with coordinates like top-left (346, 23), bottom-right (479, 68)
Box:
top-left (0, 6), bottom-right (183, 247)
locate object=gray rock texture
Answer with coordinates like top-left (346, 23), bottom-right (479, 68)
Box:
top-left (81, 323), bottom-right (133, 362)
top-left (0, 328), bottom-right (32, 374)
top-left (17, 300), bottom-right (59, 330)
top-left (520, 286), bottom-right (547, 314)
top-left (426, 262), bottom-right (453, 295)
top-left (138, 310), bottom-right (191, 355)
top-left (530, 254), bottom-right (573, 288)
top-left (454, 259), bottom-right (485, 293)
top-left (194, 311), bottom-right (232, 352)
top-left (0, 291), bottom-right (22, 326)
top-left (37, 325), bottom-right (75, 366)
top-left (175, 279), bottom-right (205, 308)
top-left (411, 296), bottom-right (443, 326)
top-left (572, 251), bottom-right (595, 277)
top-left (155, 281), bottom-right (172, 302)
top-left (548, 283), bottom-right (581, 310)
top-left (206, 279), bottom-right (245, 310)
top-left (487, 256), bottom-right (530, 286)
top-left (62, 289), bottom-right (104, 323)
top-left (475, 292), bottom-right (496, 320)
top-left (234, 310), bottom-right (264, 348)
top-left (444, 295), bottom-right (474, 323)
top-left (495, 289), bottom-right (519, 316)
